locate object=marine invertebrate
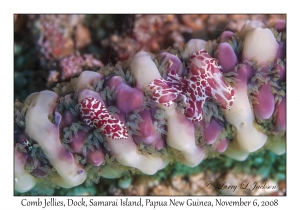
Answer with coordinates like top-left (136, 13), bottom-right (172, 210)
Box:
top-left (79, 97), bottom-right (128, 139)
top-left (59, 54), bottom-right (104, 80)
top-left (149, 49), bottom-right (235, 122)
top-left (36, 15), bottom-right (88, 60)
top-left (14, 19), bottom-right (286, 194)
top-left (99, 15), bottom-right (286, 63)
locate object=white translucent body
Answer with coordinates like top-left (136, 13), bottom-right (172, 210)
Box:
top-left (268, 140), bottom-right (286, 155)
top-left (130, 51), bottom-right (161, 90)
top-left (164, 106), bottom-right (205, 167)
top-left (25, 91), bottom-right (87, 188)
top-left (184, 39), bottom-right (206, 58)
top-left (224, 78), bottom-right (267, 158)
top-left (107, 136), bottom-right (168, 175)
top-left (243, 28), bottom-right (278, 66)
top-left (14, 149), bottom-right (36, 193)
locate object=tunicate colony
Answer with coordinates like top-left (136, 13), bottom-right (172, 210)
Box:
top-left (14, 20), bottom-right (286, 193)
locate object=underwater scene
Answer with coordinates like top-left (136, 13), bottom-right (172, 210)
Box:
top-left (14, 14), bottom-right (286, 196)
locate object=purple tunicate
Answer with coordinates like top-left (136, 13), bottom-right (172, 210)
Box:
top-left (154, 138), bottom-right (165, 151)
top-left (219, 31), bottom-right (234, 42)
top-left (87, 149), bottom-right (104, 166)
top-left (158, 52), bottom-right (184, 76)
top-left (273, 20), bottom-right (286, 32)
top-left (69, 129), bottom-right (89, 154)
top-left (235, 64), bottom-right (253, 86)
top-left (253, 84), bottom-right (275, 120)
top-left (106, 76), bottom-right (144, 114)
top-left (116, 112), bottom-right (126, 122)
top-left (215, 42), bottom-right (238, 73)
top-left (131, 110), bottom-right (160, 145)
top-left (106, 75), bottom-right (123, 87)
top-left (215, 139), bottom-right (229, 153)
top-left (65, 127), bottom-right (104, 166)
top-left (275, 96), bottom-right (286, 132)
top-left (60, 110), bottom-right (79, 128)
top-left (203, 118), bottom-right (223, 145)
top-left (116, 87), bottom-right (144, 114)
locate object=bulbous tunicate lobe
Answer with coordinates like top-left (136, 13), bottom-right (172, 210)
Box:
top-left (203, 119), bottom-right (223, 145)
top-left (130, 110), bottom-right (164, 150)
top-left (238, 20), bottom-right (264, 39)
top-left (235, 64), bottom-right (253, 87)
top-left (219, 31), bottom-right (234, 42)
top-left (69, 129), bottom-right (90, 154)
top-left (64, 125), bottom-right (105, 166)
top-left (59, 111), bottom-right (79, 128)
top-left (273, 20), bottom-right (286, 32)
top-left (106, 76), bottom-right (144, 114)
top-left (159, 52), bottom-right (184, 76)
top-left (253, 84), bottom-right (275, 120)
top-left (215, 42), bottom-right (238, 73)
top-left (243, 28), bottom-right (279, 66)
top-left (216, 139), bottom-right (229, 153)
top-left (87, 149), bottom-right (104, 166)
top-left (184, 39), bottom-right (206, 58)
top-left (154, 138), bottom-right (165, 151)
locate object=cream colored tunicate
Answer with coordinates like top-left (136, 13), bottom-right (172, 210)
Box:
top-left (78, 89), bottom-right (103, 104)
top-left (243, 27), bottom-right (279, 66)
top-left (107, 136), bottom-right (169, 175)
top-left (224, 139), bottom-right (249, 161)
top-left (267, 139), bottom-right (286, 155)
top-left (164, 106), bottom-right (205, 167)
top-left (224, 78), bottom-right (267, 155)
top-left (14, 149), bottom-right (36, 193)
top-left (25, 91), bottom-right (87, 188)
top-left (130, 51), bottom-right (162, 90)
top-left (184, 39), bottom-right (206, 58)
top-left (75, 70), bottom-right (104, 92)
top-left (238, 20), bottom-right (264, 39)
